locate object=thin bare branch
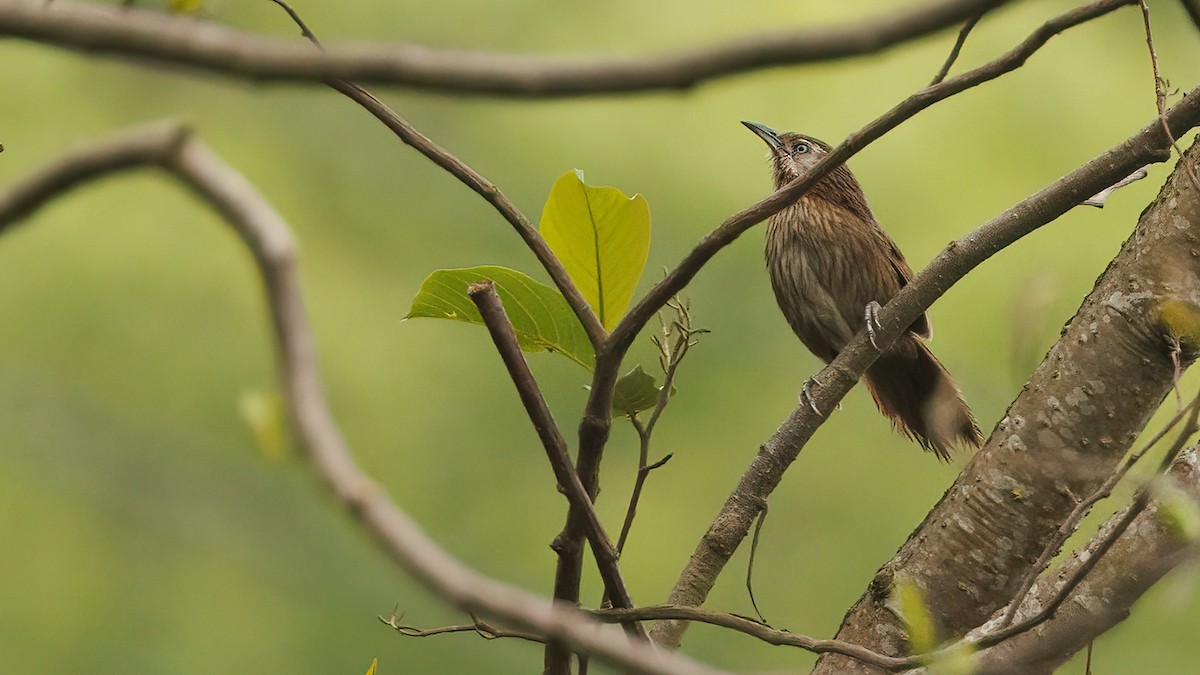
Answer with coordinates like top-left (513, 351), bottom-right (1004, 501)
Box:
top-left (593, 605), bottom-right (915, 671)
top-left (0, 125), bottom-right (729, 675)
top-left (380, 613), bottom-right (546, 644)
top-left (616, 299), bottom-right (700, 554)
top-left (929, 11), bottom-right (984, 85)
top-left (466, 281), bottom-right (645, 638)
top-left (0, 0), bottom-right (1007, 97)
top-left (1140, 0), bottom-right (1200, 193)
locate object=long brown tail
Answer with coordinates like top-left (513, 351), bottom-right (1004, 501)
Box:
top-left (863, 338), bottom-right (983, 460)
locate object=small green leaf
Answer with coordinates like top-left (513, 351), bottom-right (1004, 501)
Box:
top-left (540, 170), bottom-right (650, 330)
top-left (1155, 479), bottom-right (1200, 542)
top-left (238, 389), bottom-right (289, 462)
top-left (612, 366), bottom-right (663, 416)
top-left (405, 266), bottom-right (595, 369)
top-left (926, 641), bottom-right (977, 675)
top-left (364, 658), bottom-right (378, 675)
top-left (894, 579), bottom-right (938, 655)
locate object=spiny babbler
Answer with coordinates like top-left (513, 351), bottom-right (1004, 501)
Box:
top-left (743, 121), bottom-right (982, 459)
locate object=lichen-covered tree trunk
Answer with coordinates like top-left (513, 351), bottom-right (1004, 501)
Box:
top-left (814, 139), bottom-right (1200, 673)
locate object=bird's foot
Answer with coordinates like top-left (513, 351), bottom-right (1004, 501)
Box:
top-left (864, 301), bottom-right (883, 349)
top-left (799, 379), bottom-right (821, 415)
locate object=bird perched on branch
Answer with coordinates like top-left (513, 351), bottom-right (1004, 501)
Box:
top-left (743, 121), bottom-right (982, 459)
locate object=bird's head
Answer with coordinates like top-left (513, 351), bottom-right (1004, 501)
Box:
top-left (741, 120), bottom-right (832, 187)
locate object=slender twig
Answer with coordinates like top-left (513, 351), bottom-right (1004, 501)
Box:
top-left (264, 0), bottom-right (606, 348)
top-left (591, 605), bottom-right (916, 671)
top-left (466, 281), bottom-right (646, 638)
top-left (1000, 391), bottom-right (1200, 627)
top-left (929, 11), bottom-right (984, 85)
top-left (0, 125), bottom-right (728, 675)
top-left (1140, 0), bottom-right (1200, 192)
top-left (380, 613), bottom-right (546, 644)
top-left (0, 0), bottom-right (1009, 97)
top-left (615, 299), bottom-right (700, 554)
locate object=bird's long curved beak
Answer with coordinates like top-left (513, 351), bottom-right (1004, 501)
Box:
top-left (741, 120), bottom-right (784, 152)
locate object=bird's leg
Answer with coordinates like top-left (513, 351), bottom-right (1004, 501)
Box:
top-left (799, 379), bottom-right (821, 415)
top-left (864, 300), bottom-right (883, 349)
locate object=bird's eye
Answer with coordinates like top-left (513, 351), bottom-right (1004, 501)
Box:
top-left (793, 142), bottom-right (810, 154)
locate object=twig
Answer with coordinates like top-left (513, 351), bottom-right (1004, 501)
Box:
top-left (1140, 0), bottom-right (1200, 192)
top-left (0, 0), bottom-right (1008, 97)
top-left (929, 11), bottom-right (984, 85)
top-left (380, 612), bottom-right (546, 644)
top-left (615, 298), bottom-right (701, 554)
top-left (591, 604), bottom-right (916, 671)
top-left (466, 281), bottom-right (646, 639)
top-left (0, 124), bottom-right (728, 675)
top-left (999, 391), bottom-right (1200, 627)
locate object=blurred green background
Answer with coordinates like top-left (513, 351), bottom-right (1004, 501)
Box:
top-left (2, 0), bottom-right (1199, 672)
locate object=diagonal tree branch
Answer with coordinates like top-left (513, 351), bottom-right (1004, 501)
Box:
top-left (0, 124), bottom-right (727, 675)
top-left (466, 281), bottom-right (645, 638)
top-left (0, 0), bottom-right (1007, 97)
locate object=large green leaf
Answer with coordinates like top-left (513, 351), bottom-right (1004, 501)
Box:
top-left (539, 170), bottom-right (650, 330)
top-left (405, 266), bottom-right (595, 369)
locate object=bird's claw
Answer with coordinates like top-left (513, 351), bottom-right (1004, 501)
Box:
top-left (864, 301), bottom-right (883, 350)
top-left (799, 379), bottom-right (821, 415)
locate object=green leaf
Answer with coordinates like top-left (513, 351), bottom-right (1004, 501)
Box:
top-left (540, 170), bottom-right (650, 330)
top-left (894, 579), bottom-right (938, 655)
top-left (405, 266), bottom-right (595, 369)
top-left (611, 366), bottom-right (662, 416)
top-left (1155, 479), bottom-right (1200, 542)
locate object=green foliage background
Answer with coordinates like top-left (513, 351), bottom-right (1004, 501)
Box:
top-left (2, 1), bottom-right (1199, 672)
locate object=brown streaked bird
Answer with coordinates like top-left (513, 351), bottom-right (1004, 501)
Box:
top-left (743, 120), bottom-right (982, 459)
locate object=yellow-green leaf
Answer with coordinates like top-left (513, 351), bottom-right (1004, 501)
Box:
top-left (1155, 479), bottom-right (1200, 542)
top-left (169, 0), bottom-right (203, 12)
top-left (612, 366), bottom-right (661, 416)
top-left (238, 389), bottom-right (289, 462)
top-left (540, 170), bottom-right (650, 330)
top-left (364, 658), bottom-right (378, 675)
top-left (405, 266), bottom-right (595, 369)
top-left (894, 579), bottom-right (938, 655)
